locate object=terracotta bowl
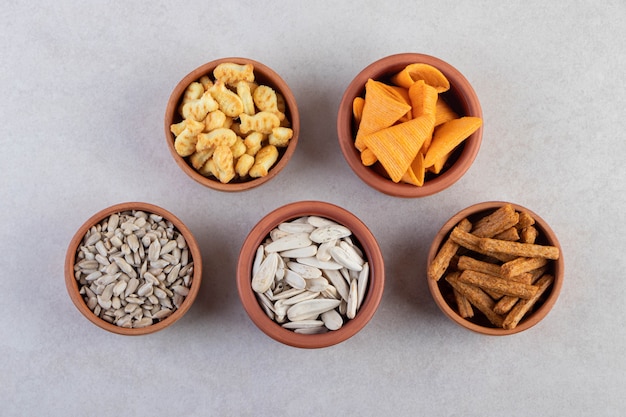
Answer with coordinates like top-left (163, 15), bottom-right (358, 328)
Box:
top-left (236, 201), bottom-right (385, 348)
top-left (165, 57), bottom-right (300, 191)
top-left (337, 52), bottom-right (483, 198)
top-left (427, 201), bottom-right (564, 335)
top-left (65, 202), bottom-right (203, 335)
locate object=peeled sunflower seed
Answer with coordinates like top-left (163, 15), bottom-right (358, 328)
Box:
top-left (74, 210), bottom-right (193, 329)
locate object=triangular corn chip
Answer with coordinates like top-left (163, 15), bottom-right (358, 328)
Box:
top-left (423, 116), bottom-right (482, 168)
top-left (401, 152), bottom-right (426, 186)
top-left (360, 148), bottom-right (378, 166)
top-left (355, 79), bottom-right (412, 151)
top-left (363, 115), bottom-right (432, 183)
top-left (408, 80), bottom-right (438, 153)
top-left (352, 96), bottom-right (365, 125)
top-left (378, 83), bottom-right (411, 106)
top-left (408, 80), bottom-right (438, 120)
top-left (427, 149), bottom-right (453, 174)
top-left (434, 98), bottom-right (459, 126)
top-left (391, 63), bottom-right (450, 92)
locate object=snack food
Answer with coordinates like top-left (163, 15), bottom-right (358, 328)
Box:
top-left (170, 63), bottom-right (293, 183)
top-left (352, 63), bottom-right (482, 185)
top-left (429, 203), bottom-right (560, 330)
top-left (251, 216), bottom-right (369, 333)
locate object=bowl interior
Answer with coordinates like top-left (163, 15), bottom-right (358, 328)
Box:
top-left (337, 53), bottom-right (483, 198)
top-left (165, 57), bottom-right (300, 192)
top-left (64, 202), bottom-right (203, 335)
top-left (426, 201), bottom-right (563, 335)
top-left (237, 201), bottom-right (385, 348)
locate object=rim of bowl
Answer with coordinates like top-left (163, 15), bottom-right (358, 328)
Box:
top-left (64, 202), bottom-right (203, 335)
top-left (426, 201), bottom-right (564, 335)
top-left (164, 57), bottom-right (300, 192)
top-left (236, 201), bottom-right (385, 348)
top-left (337, 52), bottom-right (483, 198)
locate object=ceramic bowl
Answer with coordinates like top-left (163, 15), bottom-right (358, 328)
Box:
top-left (427, 201), bottom-right (564, 335)
top-left (236, 201), bottom-right (385, 348)
top-left (337, 52), bottom-right (483, 198)
top-left (65, 202), bottom-right (203, 335)
top-left (165, 57), bottom-right (300, 191)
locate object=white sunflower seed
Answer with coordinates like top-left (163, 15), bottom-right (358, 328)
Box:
top-left (309, 225), bottom-right (351, 243)
top-left (264, 232), bottom-right (312, 253)
top-left (296, 257), bottom-right (343, 270)
top-left (321, 309), bottom-right (343, 330)
top-left (305, 277), bottom-right (329, 292)
top-left (283, 269), bottom-right (306, 290)
top-left (281, 319), bottom-right (324, 329)
top-left (357, 262), bottom-right (369, 309)
top-left (346, 279), bottom-right (358, 319)
top-left (252, 252), bottom-right (279, 293)
top-left (286, 261), bottom-right (322, 278)
top-left (330, 246), bottom-right (363, 271)
top-left (279, 245), bottom-right (317, 258)
top-left (286, 299), bottom-right (341, 321)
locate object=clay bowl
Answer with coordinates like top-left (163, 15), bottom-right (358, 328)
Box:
top-left (337, 52), bottom-right (483, 198)
top-left (237, 201), bottom-right (385, 348)
top-left (427, 201), bottom-right (564, 335)
top-left (165, 57), bottom-right (300, 191)
top-left (65, 202), bottom-right (202, 335)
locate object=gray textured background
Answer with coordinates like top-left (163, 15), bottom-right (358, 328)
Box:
top-left (1, 1), bottom-right (624, 415)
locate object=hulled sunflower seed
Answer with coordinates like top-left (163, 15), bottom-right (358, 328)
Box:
top-left (73, 210), bottom-right (194, 329)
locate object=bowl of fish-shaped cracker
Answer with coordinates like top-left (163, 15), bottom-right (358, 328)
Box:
top-left (165, 57), bottom-right (300, 191)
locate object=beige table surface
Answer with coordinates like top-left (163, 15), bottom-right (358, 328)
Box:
top-left (2, 1), bottom-right (625, 416)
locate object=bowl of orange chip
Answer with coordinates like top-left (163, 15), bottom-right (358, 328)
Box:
top-left (337, 53), bottom-right (483, 197)
top-left (165, 57), bottom-right (300, 191)
top-left (426, 201), bottom-right (564, 335)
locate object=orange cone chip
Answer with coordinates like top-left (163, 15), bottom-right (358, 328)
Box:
top-left (360, 148), bottom-right (378, 166)
top-left (401, 151), bottom-right (426, 186)
top-left (355, 79), bottom-right (412, 151)
top-left (427, 149), bottom-right (453, 174)
top-left (408, 80), bottom-right (438, 153)
top-left (351, 62), bottom-right (482, 186)
top-left (423, 116), bottom-right (482, 168)
top-left (434, 98), bottom-right (459, 127)
top-left (362, 115), bottom-right (432, 183)
top-left (391, 63), bottom-right (450, 92)
top-left (352, 97), bottom-right (365, 125)
top-left (408, 80), bottom-right (438, 120)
